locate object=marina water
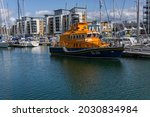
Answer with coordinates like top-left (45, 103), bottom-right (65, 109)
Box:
top-left (0, 46), bottom-right (150, 100)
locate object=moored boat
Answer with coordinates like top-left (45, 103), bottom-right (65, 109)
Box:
top-left (9, 37), bottom-right (39, 47)
top-left (0, 36), bottom-right (9, 48)
top-left (49, 22), bottom-right (124, 58)
top-left (25, 40), bottom-right (39, 47)
top-left (0, 41), bottom-right (9, 48)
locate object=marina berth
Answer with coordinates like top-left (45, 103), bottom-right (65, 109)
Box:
top-left (49, 22), bottom-right (124, 58)
top-left (123, 44), bottom-right (150, 58)
top-left (9, 37), bottom-right (39, 47)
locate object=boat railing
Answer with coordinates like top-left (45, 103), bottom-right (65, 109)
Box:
top-left (125, 45), bottom-right (150, 53)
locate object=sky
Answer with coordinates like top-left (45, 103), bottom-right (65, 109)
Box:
top-left (0, 0), bottom-right (146, 25)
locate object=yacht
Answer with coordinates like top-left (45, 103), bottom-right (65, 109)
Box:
top-left (0, 40), bottom-right (9, 48)
top-left (0, 36), bottom-right (9, 48)
top-left (10, 37), bottom-right (39, 47)
top-left (25, 37), bottom-right (39, 47)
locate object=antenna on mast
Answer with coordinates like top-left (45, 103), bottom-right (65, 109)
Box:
top-left (137, 0), bottom-right (140, 42)
top-left (65, 2), bottom-right (67, 9)
top-left (76, 3), bottom-right (78, 7)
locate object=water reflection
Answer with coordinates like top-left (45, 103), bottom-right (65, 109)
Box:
top-left (0, 48), bottom-right (13, 79)
top-left (9, 46), bottom-right (49, 54)
top-left (1, 46), bottom-right (150, 99)
top-left (1, 47), bottom-right (126, 99)
top-left (50, 56), bottom-right (123, 99)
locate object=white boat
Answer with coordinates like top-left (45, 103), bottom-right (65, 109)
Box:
top-left (10, 37), bottom-right (39, 47)
top-left (18, 40), bottom-right (39, 47)
top-left (0, 0), bottom-right (9, 48)
top-left (103, 36), bottom-right (138, 47)
top-left (23, 37), bottom-right (39, 47)
top-left (26, 40), bottom-right (39, 47)
top-left (10, 40), bottom-right (39, 47)
top-left (0, 36), bottom-right (9, 48)
top-left (120, 36), bottom-right (138, 47)
top-left (0, 41), bottom-right (9, 48)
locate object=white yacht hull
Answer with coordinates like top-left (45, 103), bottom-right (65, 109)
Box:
top-left (11, 41), bottom-right (39, 47)
top-left (26, 41), bottom-right (39, 47)
top-left (0, 42), bottom-right (9, 48)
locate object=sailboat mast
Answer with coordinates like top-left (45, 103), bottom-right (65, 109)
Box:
top-left (17, 0), bottom-right (21, 21)
top-left (17, 0), bottom-right (20, 35)
top-left (137, 0), bottom-right (140, 42)
top-left (7, 3), bottom-right (10, 36)
top-left (99, 0), bottom-right (102, 23)
top-left (113, 0), bottom-right (115, 21)
top-left (113, 0), bottom-right (116, 37)
top-left (22, 0), bottom-right (25, 37)
top-left (99, 0), bottom-right (102, 33)
top-left (0, 0), bottom-right (9, 39)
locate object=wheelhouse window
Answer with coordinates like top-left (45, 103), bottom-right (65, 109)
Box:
top-left (93, 33), bottom-right (97, 37)
top-left (87, 34), bottom-right (92, 38)
top-left (87, 33), bottom-right (100, 38)
top-left (82, 35), bottom-right (85, 39)
top-left (76, 35), bottom-right (79, 39)
top-left (78, 35), bottom-right (81, 39)
top-left (93, 33), bottom-right (100, 38)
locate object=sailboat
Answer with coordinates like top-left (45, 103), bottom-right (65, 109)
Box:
top-left (10, 0), bottom-right (39, 47)
top-left (0, 39), bottom-right (9, 48)
top-left (123, 0), bottom-right (150, 58)
top-left (10, 37), bottom-right (39, 47)
top-left (20, 37), bottom-right (39, 47)
top-left (0, 0), bottom-right (9, 48)
top-left (20, 0), bottom-right (39, 47)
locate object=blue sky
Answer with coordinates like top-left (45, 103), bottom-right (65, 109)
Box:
top-left (1, 0), bottom-right (146, 24)
top-left (6, 0), bottom-right (136, 14)
top-left (4, 0), bottom-right (135, 14)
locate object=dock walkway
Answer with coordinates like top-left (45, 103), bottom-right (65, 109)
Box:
top-left (123, 46), bottom-right (150, 58)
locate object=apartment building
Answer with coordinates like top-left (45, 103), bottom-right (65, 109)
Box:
top-left (12, 7), bottom-right (86, 36)
top-left (143, 0), bottom-right (150, 34)
top-left (69, 7), bottom-right (87, 25)
top-left (14, 17), bottom-right (45, 36)
top-left (29, 17), bottom-right (44, 36)
top-left (53, 9), bottom-right (70, 35)
top-left (45, 14), bottom-right (54, 35)
top-left (45, 7), bottom-right (86, 35)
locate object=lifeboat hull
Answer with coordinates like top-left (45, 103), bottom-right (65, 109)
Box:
top-left (49, 47), bottom-right (124, 58)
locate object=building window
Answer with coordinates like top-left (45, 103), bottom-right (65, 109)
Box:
top-left (55, 17), bottom-right (60, 31)
top-left (87, 34), bottom-right (92, 38)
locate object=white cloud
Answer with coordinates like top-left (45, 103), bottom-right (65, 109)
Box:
top-left (35, 10), bottom-right (53, 16)
top-left (0, 8), bottom-right (13, 26)
top-left (0, 8), bottom-right (10, 20)
top-left (9, 17), bottom-right (16, 24)
top-left (25, 12), bottom-right (31, 16)
top-left (87, 11), bottom-right (100, 20)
